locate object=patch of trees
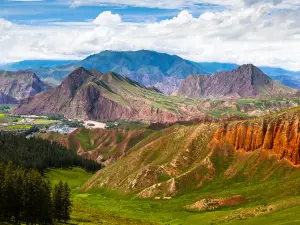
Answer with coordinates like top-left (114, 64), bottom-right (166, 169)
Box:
top-left (0, 162), bottom-right (72, 225)
top-left (0, 105), bottom-right (11, 113)
top-left (42, 114), bottom-right (65, 121)
top-left (0, 133), bottom-right (102, 172)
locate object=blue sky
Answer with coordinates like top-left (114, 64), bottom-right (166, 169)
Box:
top-left (1, 0), bottom-right (300, 70)
top-left (0, 0), bottom-right (222, 24)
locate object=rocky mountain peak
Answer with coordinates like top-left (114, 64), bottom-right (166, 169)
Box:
top-left (0, 70), bottom-right (48, 100)
top-left (61, 67), bottom-right (93, 95)
top-left (177, 64), bottom-right (297, 98)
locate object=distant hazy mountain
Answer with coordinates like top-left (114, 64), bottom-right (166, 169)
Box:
top-left (1, 51), bottom-right (204, 94)
top-left (176, 64), bottom-right (298, 98)
top-left (0, 60), bottom-right (78, 71)
top-left (1, 50), bottom-right (299, 91)
top-left (0, 70), bottom-right (49, 100)
top-left (73, 50), bottom-right (203, 94)
top-left (192, 62), bottom-right (239, 74)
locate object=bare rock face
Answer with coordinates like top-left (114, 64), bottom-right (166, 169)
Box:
top-left (177, 64), bottom-right (297, 98)
top-left (0, 70), bottom-right (48, 100)
top-left (212, 108), bottom-right (300, 165)
top-left (0, 92), bottom-right (18, 104)
top-left (174, 75), bottom-right (209, 97)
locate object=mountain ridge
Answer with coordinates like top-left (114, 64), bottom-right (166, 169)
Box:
top-left (177, 64), bottom-right (297, 98)
top-left (15, 67), bottom-right (205, 122)
top-left (83, 107), bottom-right (300, 198)
top-left (1, 50), bottom-right (299, 90)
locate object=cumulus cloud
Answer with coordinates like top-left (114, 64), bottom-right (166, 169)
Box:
top-left (244, 0), bottom-right (281, 6)
top-left (1, 5), bottom-right (300, 70)
top-left (93, 11), bottom-right (122, 27)
top-left (0, 18), bottom-right (12, 32)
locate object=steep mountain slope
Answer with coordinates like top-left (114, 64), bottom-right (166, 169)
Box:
top-left (177, 64), bottom-right (297, 98)
top-left (39, 126), bottom-right (154, 166)
top-left (84, 107), bottom-right (300, 199)
top-left (0, 92), bottom-right (18, 104)
top-left (15, 67), bottom-right (208, 122)
top-left (0, 70), bottom-right (49, 100)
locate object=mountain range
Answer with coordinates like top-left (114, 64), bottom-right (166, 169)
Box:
top-left (15, 65), bottom-right (299, 123)
top-left (1, 50), bottom-right (299, 92)
top-left (15, 67), bottom-right (205, 122)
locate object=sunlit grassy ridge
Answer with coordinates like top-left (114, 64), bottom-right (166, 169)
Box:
top-left (42, 107), bottom-right (300, 224)
top-left (62, 107), bottom-right (299, 224)
top-left (46, 160), bottom-right (300, 225)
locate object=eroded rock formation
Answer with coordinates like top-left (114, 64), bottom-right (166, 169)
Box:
top-left (212, 109), bottom-right (300, 164)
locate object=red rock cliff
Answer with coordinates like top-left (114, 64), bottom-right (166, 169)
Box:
top-left (212, 108), bottom-right (300, 165)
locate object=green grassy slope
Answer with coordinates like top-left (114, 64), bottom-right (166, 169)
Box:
top-left (40, 125), bottom-right (155, 166)
top-left (73, 108), bottom-right (300, 224)
top-left (46, 166), bottom-right (300, 225)
top-left (46, 168), bottom-right (157, 225)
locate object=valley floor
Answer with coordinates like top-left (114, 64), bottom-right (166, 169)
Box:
top-left (46, 168), bottom-right (300, 225)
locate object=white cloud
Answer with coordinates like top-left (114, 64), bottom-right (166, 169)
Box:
top-left (70, 0), bottom-right (242, 9)
top-left (93, 11), bottom-right (122, 27)
top-left (1, 4), bottom-right (300, 70)
top-left (0, 18), bottom-right (12, 32)
top-left (68, 0), bottom-right (300, 9)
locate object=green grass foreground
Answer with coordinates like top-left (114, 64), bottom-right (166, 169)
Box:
top-left (46, 168), bottom-right (300, 225)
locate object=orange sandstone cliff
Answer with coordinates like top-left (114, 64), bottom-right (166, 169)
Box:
top-left (212, 108), bottom-right (300, 165)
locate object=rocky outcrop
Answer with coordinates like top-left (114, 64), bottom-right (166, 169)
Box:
top-left (0, 70), bottom-right (48, 100)
top-left (212, 108), bottom-right (300, 165)
top-left (177, 64), bottom-right (298, 98)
